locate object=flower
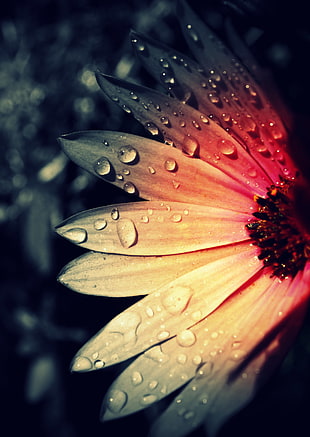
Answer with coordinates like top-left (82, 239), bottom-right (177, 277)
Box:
top-left (55, 1), bottom-right (310, 436)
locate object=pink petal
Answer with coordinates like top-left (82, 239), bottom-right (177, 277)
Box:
top-left (55, 201), bottom-right (252, 256)
top-left (71, 242), bottom-right (261, 373)
top-left (59, 130), bottom-right (257, 208)
top-left (58, 242), bottom-right (253, 297)
top-left (148, 263), bottom-right (310, 437)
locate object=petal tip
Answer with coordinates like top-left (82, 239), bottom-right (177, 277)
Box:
top-left (71, 355), bottom-right (93, 373)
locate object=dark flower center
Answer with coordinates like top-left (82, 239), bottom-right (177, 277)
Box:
top-left (246, 178), bottom-right (310, 279)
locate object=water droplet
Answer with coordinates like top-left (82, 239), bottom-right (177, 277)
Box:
top-left (157, 330), bottom-right (170, 340)
top-left (102, 139), bottom-right (109, 147)
top-left (186, 24), bottom-right (201, 46)
top-left (230, 350), bottom-right (246, 361)
top-left (179, 120), bottom-right (186, 127)
top-left (199, 114), bottom-right (209, 124)
top-left (94, 218), bottom-right (107, 230)
top-left (171, 213), bottom-right (182, 223)
top-left (177, 353), bottom-right (188, 364)
top-left (247, 167), bottom-right (257, 178)
top-left (199, 395), bottom-right (208, 405)
top-left (148, 166), bottom-right (156, 174)
top-left (63, 228), bottom-right (87, 244)
top-left (71, 355), bottom-right (92, 372)
top-left (122, 104), bottom-right (132, 114)
top-left (192, 355), bottom-right (202, 365)
top-left (94, 156), bottom-right (111, 176)
top-left (208, 92), bottom-right (221, 105)
top-left (164, 158), bottom-right (177, 172)
top-left (145, 306), bottom-right (154, 317)
top-left (182, 134), bottom-right (199, 156)
top-left (130, 91), bottom-right (139, 100)
top-left (140, 215), bottom-right (149, 223)
top-left (177, 330), bottom-right (196, 347)
top-left (117, 145), bottom-right (138, 164)
top-left (131, 371), bottom-right (143, 386)
top-left (116, 218), bottom-right (137, 248)
top-left (131, 37), bottom-right (147, 53)
top-left (192, 120), bottom-right (201, 129)
top-left (122, 168), bottom-right (130, 176)
top-left (111, 208), bottom-right (119, 220)
top-left (160, 116), bottom-right (170, 126)
top-left (183, 411), bottom-right (195, 421)
top-left (140, 394), bottom-right (158, 406)
top-left (255, 142), bottom-right (271, 157)
top-left (145, 121), bottom-right (159, 136)
top-left (123, 181), bottom-right (137, 195)
top-left (160, 71), bottom-right (175, 85)
top-left (218, 139), bottom-right (238, 159)
top-left (106, 390), bottom-right (128, 413)
top-left (159, 58), bottom-right (170, 69)
top-left (148, 380), bottom-right (158, 390)
top-left (94, 359), bottom-right (105, 369)
top-left (111, 96), bottom-right (119, 102)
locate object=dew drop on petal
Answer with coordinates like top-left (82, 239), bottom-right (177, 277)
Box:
top-left (157, 330), bottom-right (170, 340)
top-left (141, 394), bottom-right (158, 406)
top-left (177, 353), bottom-right (188, 364)
top-left (164, 158), bottom-right (177, 172)
top-left (71, 356), bottom-right (93, 372)
top-left (94, 218), bottom-right (107, 230)
top-left (111, 208), bottom-right (119, 220)
top-left (123, 181), bottom-right (137, 195)
top-left (186, 24), bottom-right (201, 46)
top-left (106, 390), bottom-right (128, 413)
top-left (122, 104), bottom-right (132, 114)
top-left (116, 218), bottom-right (137, 248)
top-left (94, 359), bottom-right (105, 369)
top-left (131, 371), bottom-right (143, 386)
top-left (160, 116), bottom-right (171, 126)
top-left (94, 156), bottom-right (111, 176)
top-left (171, 213), bottom-right (182, 223)
top-left (177, 330), bottom-right (196, 347)
top-left (148, 166), bottom-right (156, 174)
top-left (117, 145), bottom-right (138, 164)
top-left (145, 121), bottom-right (159, 136)
top-left (182, 134), bottom-right (199, 156)
top-left (149, 380), bottom-right (158, 390)
top-left (199, 114), bottom-right (209, 124)
top-left (218, 139), bottom-right (238, 159)
top-left (63, 228), bottom-right (87, 244)
top-left (192, 120), bottom-right (201, 130)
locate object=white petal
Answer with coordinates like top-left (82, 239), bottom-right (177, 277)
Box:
top-left (55, 201), bottom-right (252, 256)
top-left (58, 242), bottom-right (252, 297)
top-left (71, 242), bottom-right (261, 372)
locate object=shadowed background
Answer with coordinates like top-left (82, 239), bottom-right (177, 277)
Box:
top-left (1, 0), bottom-right (310, 436)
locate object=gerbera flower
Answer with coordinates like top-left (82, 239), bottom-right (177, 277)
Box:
top-left (55, 1), bottom-right (310, 436)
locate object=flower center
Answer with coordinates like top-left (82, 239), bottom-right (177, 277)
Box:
top-left (246, 178), bottom-right (310, 279)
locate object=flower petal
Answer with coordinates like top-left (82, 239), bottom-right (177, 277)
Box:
top-left (58, 242), bottom-right (252, 297)
top-left (59, 130), bottom-right (256, 208)
top-left (70, 242), bottom-right (261, 372)
top-left (176, 0), bottom-right (297, 181)
top-left (55, 201), bottom-right (252, 256)
top-left (96, 73), bottom-right (273, 194)
top-left (148, 263), bottom-right (310, 437)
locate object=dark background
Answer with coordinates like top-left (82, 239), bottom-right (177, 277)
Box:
top-left (1, 1), bottom-right (310, 436)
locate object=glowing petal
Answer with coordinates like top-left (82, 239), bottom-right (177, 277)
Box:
top-left (96, 74), bottom-right (273, 193)
top-left (71, 242), bottom-right (261, 371)
top-left (59, 130), bottom-right (256, 209)
top-left (148, 263), bottom-right (310, 437)
top-left (177, 0), bottom-right (297, 181)
top-left (58, 242), bottom-right (253, 297)
top-left (55, 201), bottom-right (252, 256)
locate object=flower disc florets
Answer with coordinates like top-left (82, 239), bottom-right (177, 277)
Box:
top-left (246, 178), bottom-right (310, 279)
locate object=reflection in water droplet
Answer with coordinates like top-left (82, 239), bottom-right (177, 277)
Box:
top-left (164, 159), bottom-right (177, 172)
top-left (106, 389), bottom-right (128, 413)
top-left (111, 208), bottom-right (119, 220)
top-left (94, 218), bottom-right (107, 230)
top-left (177, 330), bottom-right (196, 347)
top-left (123, 181), bottom-right (137, 195)
top-left (117, 145), bottom-right (138, 164)
top-left (63, 228), bottom-right (87, 244)
top-left (131, 371), bottom-right (143, 386)
top-left (116, 218), bottom-right (137, 248)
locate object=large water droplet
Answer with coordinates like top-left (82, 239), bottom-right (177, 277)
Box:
top-left (117, 145), bottom-right (138, 164)
top-left (63, 228), bottom-right (87, 244)
top-left (177, 330), bottom-right (197, 347)
top-left (164, 158), bottom-right (177, 172)
top-left (71, 355), bottom-right (92, 372)
top-left (145, 121), bottom-right (159, 136)
top-left (116, 218), bottom-right (137, 248)
top-left (162, 285), bottom-right (192, 315)
top-left (106, 389), bottom-right (128, 413)
top-left (131, 371), bottom-right (143, 386)
top-left (123, 181), bottom-right (137, 195)
top-left (182, 134), bottom-right (199, 156)
top-left (218, 139), bottom-right (238, 159)
top-left (94, 218), bottom-right (107, 230)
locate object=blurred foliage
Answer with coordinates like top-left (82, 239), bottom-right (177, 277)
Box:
top-left (0, 1), bottom-right (310, 436)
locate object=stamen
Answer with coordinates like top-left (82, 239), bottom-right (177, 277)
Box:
top-left (246, 179), bottom-right (310, 278)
